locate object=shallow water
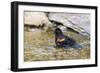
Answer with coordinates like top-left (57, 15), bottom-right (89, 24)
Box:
top-left (24, 29), bottom-right (90, 62)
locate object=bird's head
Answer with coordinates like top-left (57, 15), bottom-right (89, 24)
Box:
top-left (55, 28), bottom-right (63, 36)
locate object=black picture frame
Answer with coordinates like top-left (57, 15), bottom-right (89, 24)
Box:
top-left (11, 1), bottom-right (98, 72)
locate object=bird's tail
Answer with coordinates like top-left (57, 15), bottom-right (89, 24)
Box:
top-left (73, 41), bottom-right (90, 49)
top-left (73, 43), bottom-right (83, 49)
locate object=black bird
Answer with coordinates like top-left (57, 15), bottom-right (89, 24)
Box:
top-left (55, 28), bottom-right (82, 49)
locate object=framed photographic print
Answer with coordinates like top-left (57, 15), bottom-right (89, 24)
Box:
top-left (11, 1), bottom-right (98, 72)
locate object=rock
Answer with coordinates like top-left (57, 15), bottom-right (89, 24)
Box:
top-left (48, 13), bottom-right (90, 37)
top-left (57, 25), bottom-right (67, 33)
top-left (25, 12), bottom-right (52, 31)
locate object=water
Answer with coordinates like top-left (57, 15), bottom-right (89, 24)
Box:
top-left (24, 29), bottom-right (90, 62)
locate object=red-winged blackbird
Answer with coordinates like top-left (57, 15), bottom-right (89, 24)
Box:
top-left (55, 28), bottom-right (82, 49)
